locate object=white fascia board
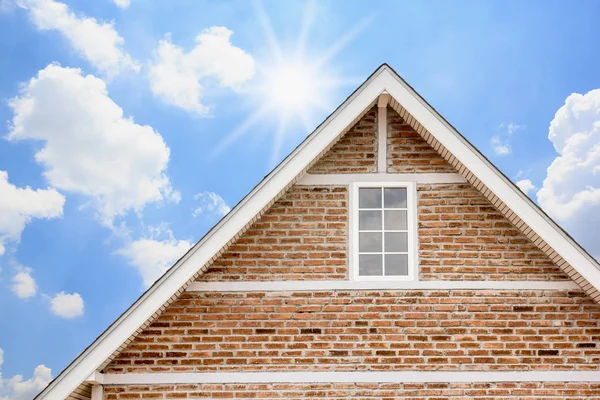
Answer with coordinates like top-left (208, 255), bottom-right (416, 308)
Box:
top-left (35, 67), bottom-right (390, 400)
top-left (101, 371), bottom-right (600, 385)
top-left (186, 280), bottom-right (578, 292)
top-left (380, 68), bottom-right (600, 293)
top-left (297, 172), bottom-right (466, 185)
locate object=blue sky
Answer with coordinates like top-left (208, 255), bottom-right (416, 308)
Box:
top-left (1, 0), bottom-right (600, 398)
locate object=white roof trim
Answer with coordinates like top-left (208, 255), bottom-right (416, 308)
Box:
top-left (186, 280), bottom-right (578, 292)
top-left (100, 371), bottom-right (600, 384)
top-left (35, 64), bottom-right (600, 400)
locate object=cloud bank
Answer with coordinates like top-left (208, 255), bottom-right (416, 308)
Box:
top-left (149, 27), bottom-right (255, 114)
top-left (8, 64), bottom-right (178, 226)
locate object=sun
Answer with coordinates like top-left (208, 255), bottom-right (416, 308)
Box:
top-left (258, 55), bottom-right (334, 132)
top-left (212, 2), bottom-right (372, 165)
top-left (265, 61), bottom-right (317, 115)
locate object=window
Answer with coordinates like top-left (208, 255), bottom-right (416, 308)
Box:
top-left (352, 183), bottom-right (416, 280)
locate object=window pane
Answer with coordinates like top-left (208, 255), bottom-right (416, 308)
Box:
top-left (384, 210), bottom-right (407, 230)
top-left (384, 188), bottom-right (407, 208)
top-left (385, 254), bottom-right (408, 276)
top-left (359, 210), bottom-right (382, 230)
top-left (385, 232), bottom-right (408, 252)
top-left (359, 254), bottom-right (383, 276)
top-left (359, 188), bottom-right (382, 208)
top-left (359, 232), bottom-right (382, 252)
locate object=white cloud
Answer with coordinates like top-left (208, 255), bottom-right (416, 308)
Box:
top-left (502, 122), bottom-right (524, 136)
top-left (0, 348), bottom-right (53, 400)
top-left (516, 179), bottom-right (536, 195)
top-left (491, 136), bottom-right (511, 155)
top-left (50, 291), bottom-right (84, 318)
top-left (490, 122), bottom-right (525, 156)
top-left (117, 229), bottom-right (191, 287)
top-left (537, 88), bottom-right (600, 257)
top-left (113, 0), bottom-right (130, 8)
top-left (19, 0), bottom-right (138, 77)
top-left (8, 64), bottom-right (178, 226)
top-left (10, 268), bottom-right (37, 299)
top-left (192, 191), bottom-right (230, 218)
top-left (149, 27), bottom-right (255, 114)
top-left (0, 170), bottom-right (65, 255)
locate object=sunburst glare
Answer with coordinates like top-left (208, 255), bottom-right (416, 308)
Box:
top-left (212, 2), bottom-right (373, 165)
top-left (266, 61), bottom-right (316, 113)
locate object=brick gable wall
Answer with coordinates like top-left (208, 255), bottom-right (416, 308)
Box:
top-left (105, 382), bottom-right (600, 399)
top-left (306, 107), bottom-right (458, 175)
top-left (200, 107), bottom-right (566, 282)
top-left (105, 289), bottom-right (600, 373)
top-left (307, 106), bottom-right (377, 174)
top-left (418, 184), bottom-right (568, 281)
top-left (99, 102), bottom-right (595, 399)
top-left (387, 108), bottom-right (456, 173)
top-left (199, 186), bottom-right (348, 281)
top-left (198, 182), bottom-right (568, 282)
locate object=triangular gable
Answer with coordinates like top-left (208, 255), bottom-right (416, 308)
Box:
top-left (36, 64), bottom-right (600, 400)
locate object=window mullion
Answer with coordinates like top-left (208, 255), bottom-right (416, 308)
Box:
top-left (381, 187), bottom-right (385, 276)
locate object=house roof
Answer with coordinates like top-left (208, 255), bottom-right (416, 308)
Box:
top-left (36, 64), bottom-right (600, 400)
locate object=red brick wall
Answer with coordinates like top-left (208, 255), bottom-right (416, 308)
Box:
top-left (104, 382), bottom-right (600, 399)
top-left (387, 108), bottom-right (456, 173)
top-left (199, 183), bottom-right (567, 282)
top-left (100, 101), bottom-right (598, 400)
top-left (418, 184), bottom-right (569, 281)
top-left (308, 106), bottom-right (377, 174)
top-left (306, 106), bottom-right (457, 174)
top-left (199, 186), bottom-right (348, 281)
top-left (105, 289), bottom-right (600, 373)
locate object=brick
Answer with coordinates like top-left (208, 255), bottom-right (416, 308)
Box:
top-left (106, 290), bottom-right (600, 373)
top-left (387, 108), bottom-right (456, 173)
top-left (308, 106), bottom-right (377, 174)
top-left (418, 184), bottom-right (569, 282)
top-left (200, 186), bottom-right (348, 281)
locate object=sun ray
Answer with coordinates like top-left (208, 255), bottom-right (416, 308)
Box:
top-left (307, 93), bottom-right (334, 113)
top-left (269, 116), bottom-right (288, 167)
top-left (295, 0), bottom-right (316, 59)
top-left (210, 104), bottom-right (272, 159)
top-left (312, 14), bottom-right (375, 70)
top-left (317, 75), bottom-right (365, 88)
top-left (254, 0), bottom-right (283, 63)
top-left (298, 108), bottom-right (315, 135)
top-left (213, 5), bottom-right (371, 166)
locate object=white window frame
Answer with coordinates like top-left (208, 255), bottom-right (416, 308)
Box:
top-left (350, 181), bottom-right (418, 281)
